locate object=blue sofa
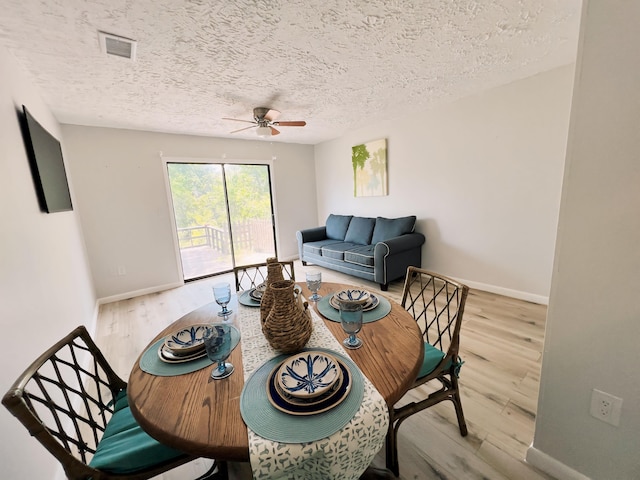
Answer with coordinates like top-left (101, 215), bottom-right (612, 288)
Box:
top-left (296, 214), bottom-right (425, 290)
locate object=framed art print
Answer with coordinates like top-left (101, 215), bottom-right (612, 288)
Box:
top-left (351, 138), bottom-right (387, 197)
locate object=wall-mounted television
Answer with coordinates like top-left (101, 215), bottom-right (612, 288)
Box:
top-left (21, 105), bottom-right (73, 213)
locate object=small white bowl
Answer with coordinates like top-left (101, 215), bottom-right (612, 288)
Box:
top-left (334, 289), bottom-right (371, 304)
top-left (277, 351), bottom-right (341, 399)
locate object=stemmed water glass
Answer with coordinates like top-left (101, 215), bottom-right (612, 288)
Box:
top-left (203, 324), bottom-right (237, 379)
top-left (339, 301), bottom-right (363, 349)
top-left (213, 282), bottom-right (233, 317)
top-left (306, 271), bottom-right (322, 302)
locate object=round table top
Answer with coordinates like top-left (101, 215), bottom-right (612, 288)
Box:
top-left (127, 282), bottom-right (423, 461)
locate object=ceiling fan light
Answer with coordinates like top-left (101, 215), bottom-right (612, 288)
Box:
top-left (256, 126), bottom-right (271, 137)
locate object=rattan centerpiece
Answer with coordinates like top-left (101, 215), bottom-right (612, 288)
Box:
top-left (259, 257), bottom-right (284, 324)
top-left (262, 280), bottom-right (312, 354)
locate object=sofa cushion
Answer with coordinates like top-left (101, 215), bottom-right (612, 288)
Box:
top-left (343, 245), bottom-right (375, 267)
top-left (303, 239), bottom-right (344, 257)
top-left (344, 216), bottom-right (376, 245)
top-left (321, 242), bottom-right (359, 261)
top-left (326, 214), bottom-right (353, 241)
top-left (371, 216), bottom-right (417, 244)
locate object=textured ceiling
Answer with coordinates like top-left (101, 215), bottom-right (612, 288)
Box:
top-left (0, 0), bottom-right (581, 144)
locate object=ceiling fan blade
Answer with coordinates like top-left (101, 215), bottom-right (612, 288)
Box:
top-left (265, 109), bottom-right (281, 122)
top-left (222, 117), bottom-right (256, 124)
top-left (273, 121), bottom-right (306, 127)
top-left (230, 125), bottom-right (257, 134)
top-left (270, 126), bottom-right (281, 136)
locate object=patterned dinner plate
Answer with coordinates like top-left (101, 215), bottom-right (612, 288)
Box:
top-left (275, 373), bottom-right (344, 407)
top-left (163, 324), bottom-right (209, 355)
top-left (157, 344), bottom-right (207, 363)
top-left (276, 351), bottom-right (341, 398)
top-left (334, 289), bottom-right (371, 304)
top-left (329, 293), bottom-right (379, 312)
top-left (249, 282), bottom-right (267, 301)
top-left (266, 359), bottom-right (352, 416)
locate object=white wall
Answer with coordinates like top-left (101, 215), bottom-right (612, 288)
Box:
top-left (527, 1), bottom-right (640, 479)
top-left (0, 47), bottom-right (96, 479)
top-left (314, 65), bottom-right (574, 302)
top-left (61, 125), bottom-right (316, 301)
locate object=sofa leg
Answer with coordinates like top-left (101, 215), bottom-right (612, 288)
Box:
top-left (380, 283), bottom-right (388, 291)
top-left (302, 261), bottom-right (307, 266)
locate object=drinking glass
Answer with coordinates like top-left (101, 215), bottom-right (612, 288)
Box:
top-left (339, 301), bottom-right (363, 349)
top-left (306, 271), bottom-right (322, 302)
top-left (213, 282), bottom-right (233, 317)
top-left (203, 324), bottom-right (235, 379)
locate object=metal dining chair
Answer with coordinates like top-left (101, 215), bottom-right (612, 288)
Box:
top-left (233, 260), bottom-right (295, 292)
top-left (2, 325), bottom-right (224, 480)
top-left (386, 267), bottom-right (469, 477)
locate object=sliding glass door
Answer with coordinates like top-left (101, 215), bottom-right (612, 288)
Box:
top-left (167, 162), bottom-right (276, 281)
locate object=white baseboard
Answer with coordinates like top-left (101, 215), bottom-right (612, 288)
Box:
top-left (526, 446), bottom-right (591, 480)
top-left (296, 255), bottom-right (549, 305)
top-left (458, 278), bottom-right (549, 305)
top-left (95, 262), bottom-right (547, 307)
top-left (97, 281), bottom-right (184, 305)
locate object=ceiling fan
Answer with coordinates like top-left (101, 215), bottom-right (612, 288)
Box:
top-left (223, 107), bottom-right (306, 137)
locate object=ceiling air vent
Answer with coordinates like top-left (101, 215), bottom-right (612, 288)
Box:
top-left (98, 31), bottom-right (137, 61)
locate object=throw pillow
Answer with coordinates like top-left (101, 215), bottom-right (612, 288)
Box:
top-left (344, 217), bottom-right (376, 245)
top-left (371, 216), bottom-right (417, 244)
top-left (325, 214), bottom-right (353, 240)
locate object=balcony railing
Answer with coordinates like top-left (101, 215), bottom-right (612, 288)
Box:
top-left (177, 220), bottom-right (275, 280)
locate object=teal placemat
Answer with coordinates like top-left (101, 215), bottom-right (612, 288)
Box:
top-left (316, 294), bottom-right (391, 323)
top-left (139, 325), bottom-right (241, 377)
top-left (240, 348), bottom-right (364, 443)
top-left (239, 290), bottom-right (260, 307)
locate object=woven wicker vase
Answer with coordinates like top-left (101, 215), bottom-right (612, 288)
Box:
top-left (262, 280), bottom-right (312, 354)
top-left (259, 258), bottom-right (285, 324)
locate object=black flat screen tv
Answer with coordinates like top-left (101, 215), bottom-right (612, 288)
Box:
top-left (21, 105), bottom-right (73, 213)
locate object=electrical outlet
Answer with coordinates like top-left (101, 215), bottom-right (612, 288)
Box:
top-left (590, 389), bottom-right (623, 426)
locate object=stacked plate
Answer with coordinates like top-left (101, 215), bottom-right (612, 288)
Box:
top-left (157, 324), bottom-right (209, 364)
top-left (249, 282), bottom-right (267, 302)
top-left (329, 289), bottom-right (380, 312)
top-left (266, 351), bottom-right (352, 416)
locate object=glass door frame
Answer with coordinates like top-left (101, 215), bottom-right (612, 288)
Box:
top-left (161, 155), bottom-right (278, 283)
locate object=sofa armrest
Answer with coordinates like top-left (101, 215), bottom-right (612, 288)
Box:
top-left (297, 226), bottom-right (327, 243)
top-left (373, 233), bottom-right (426, 287)
top-left (296, 226), bottom-right (328, 262)
top-left (374, 232), bottom-right (425, 255)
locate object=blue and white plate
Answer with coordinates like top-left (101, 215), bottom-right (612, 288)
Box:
top-left (163, 324), bottom-right (209, 355)
top-left (330, 293), bottom-right (379, 312)
top-left (267, 359), bottom-right (351, 415)
top-left (249, 282), bottom-right (267, 301)
top-left (158, 344), bottom-right (207, 363)
top-left (334, 289), bottom-right (371, 304)
top-left (277, 351), bottom-right (341, 399)
top-left (275, 374), bottom-right (344, 407)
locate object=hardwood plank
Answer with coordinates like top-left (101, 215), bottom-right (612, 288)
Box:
top-left (477, 440), bottom-right (554, 480)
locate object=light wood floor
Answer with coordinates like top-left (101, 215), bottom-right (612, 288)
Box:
top-left (95, 261), bottom-right (553, 480)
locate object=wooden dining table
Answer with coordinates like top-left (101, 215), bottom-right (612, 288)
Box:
top-left (127, 281), bottom-right (424, 467)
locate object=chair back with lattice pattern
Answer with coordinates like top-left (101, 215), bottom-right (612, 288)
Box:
top-left (233, 260), bottom-right (295, 292)
top-left (401, 267), bottom-right (468, 363)
top-left (2, 326), bottom-right (127, 478)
